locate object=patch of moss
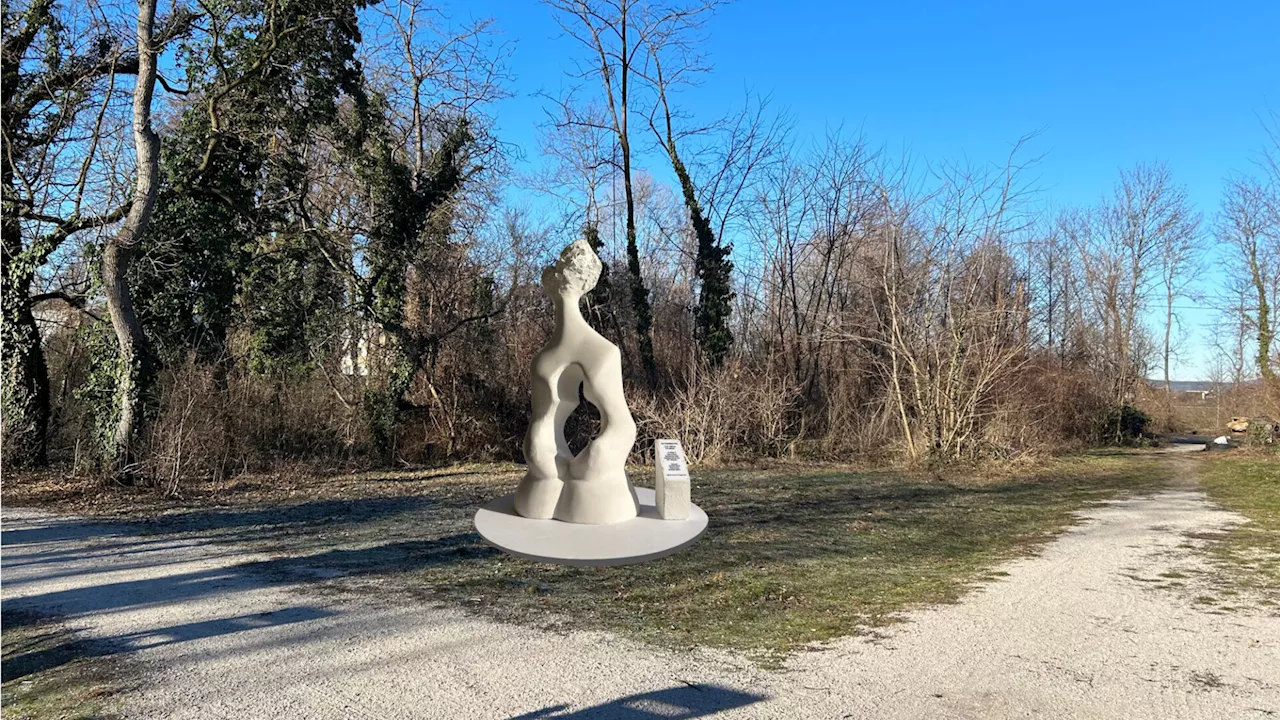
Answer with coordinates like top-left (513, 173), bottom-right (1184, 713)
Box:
top-left (1, 610), bottom-right (129, 720)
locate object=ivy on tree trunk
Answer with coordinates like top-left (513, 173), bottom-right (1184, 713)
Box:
top-left (0, 274), bottom-right (50, 466)
top-left (667, 146), bottom-right (734, 368)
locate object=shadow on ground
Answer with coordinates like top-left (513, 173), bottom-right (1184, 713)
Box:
top-left (2, 509), bottom-right (491, 617)
top-left (0, 605), bottom-right (337, 683)
top-left (510, 685), bottom-right (765, 719)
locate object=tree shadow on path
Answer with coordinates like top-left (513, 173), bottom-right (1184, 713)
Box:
top-left (511, 684), bottom-right (765, 719)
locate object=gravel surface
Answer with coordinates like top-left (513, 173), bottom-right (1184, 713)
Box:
top-left (3, 466), bottom-right (1278, 719)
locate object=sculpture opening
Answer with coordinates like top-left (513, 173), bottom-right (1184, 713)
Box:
top-left (513, 239), bottom-right (640, 524)
top-left (563, 384), bottom-right (601, 457)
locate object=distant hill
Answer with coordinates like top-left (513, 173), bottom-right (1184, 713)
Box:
top-left (1161, 380), bottom-right (1216, 393)
top-left (1146, 379), bottom-right (1262, 393)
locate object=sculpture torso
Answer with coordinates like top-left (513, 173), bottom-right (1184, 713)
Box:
top-left (514, 241), bottom-right (639, 524)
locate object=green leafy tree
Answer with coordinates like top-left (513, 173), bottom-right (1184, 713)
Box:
top-left (344, 118), bottom-right (478, 454)
top-left (134, 0), bottom-right (370, 373)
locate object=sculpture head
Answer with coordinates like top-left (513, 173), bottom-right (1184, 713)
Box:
top-left (542, 239), bottom-right (603, 301)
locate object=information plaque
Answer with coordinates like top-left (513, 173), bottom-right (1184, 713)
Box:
top-left (654, 438), bottom-right (691, 520)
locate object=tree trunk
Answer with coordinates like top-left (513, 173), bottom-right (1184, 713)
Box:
top-left (1, 59), bottom-right (49, 466)
top-left (1163, 292), bottom-right (1173, 395)
top-left (616, 10), bottom-right (655, 385)
top-left (102, 0), bottom-right (161, 477)
top-left (1252, 257), bottom-right (1275, 382)
top-left (654, 77), bottom-right (734, 369)
top-left (0, 272), bottom-right (51, 467)
top-left (622, 140), bottom-right (655, 383)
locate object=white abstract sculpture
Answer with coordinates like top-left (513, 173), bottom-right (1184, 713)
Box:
top-left (514, 240), bottom-right (640, 525)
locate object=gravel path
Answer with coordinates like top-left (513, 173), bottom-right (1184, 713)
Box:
top-left (3, 465), bottom-right (1278, 719)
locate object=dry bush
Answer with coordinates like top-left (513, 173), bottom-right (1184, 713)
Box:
top-left (629, 360), bottom-right (802, 465)
top-left (787, 348), bottom-right (898, 460)
top-left (136, 361), bottom-right (366, 493)
top-left (397, 371), bottom-right (527, 463)
top-left (140, 363), bottom-right (235, 494)
top-left (1017, 363), bottom-right (1113, 449)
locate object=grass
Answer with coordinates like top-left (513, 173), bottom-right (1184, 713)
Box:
top-left (412, 455), bottom-right (1169, 659)
top-left (1, 610), bottom-right (128, 720)
top-left (1194, 454), bottom-right (1280, 605)
top-left (3, 453), bottom-right (1170, 662)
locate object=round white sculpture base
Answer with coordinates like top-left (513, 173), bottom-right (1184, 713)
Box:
top-left (474, 486), bottom-right (708, 566)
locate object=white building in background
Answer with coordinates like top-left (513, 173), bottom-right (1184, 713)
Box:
top-left (339, 322), bottom-right (390, 376)
top-left (339, 326), bottom-right (371, 376)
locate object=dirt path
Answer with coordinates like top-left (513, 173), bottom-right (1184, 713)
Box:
top-left (3, 460), bottom-right (1278, 719)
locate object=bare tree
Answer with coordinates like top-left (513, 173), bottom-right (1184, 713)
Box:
top-left (362, 0), bottom-right (511, 178)
top-left (1218, 174), bottom-right (1278, 383)
top-left (1025, 216), bottom-right (1089, 367)
top-left (691, 94), bottom-right (790, 248)
top-left (533, 99), bottom-right (614, 224)
top-left (1, 0), bottom-right (194, 466)
top-left (1072, 164), bottom-right (1189, 411)
top-left (544, 0), bottom-right (668, 383)
top-left (101, 0), bottom-right (163, 476)
top-left (868, 144), bottom-right (1036, 461)
top-left (1152, 176), bottom-right (1201, 397)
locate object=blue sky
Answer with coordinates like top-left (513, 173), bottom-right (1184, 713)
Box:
top-left (472, 0), bottom-right (1280, 380)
